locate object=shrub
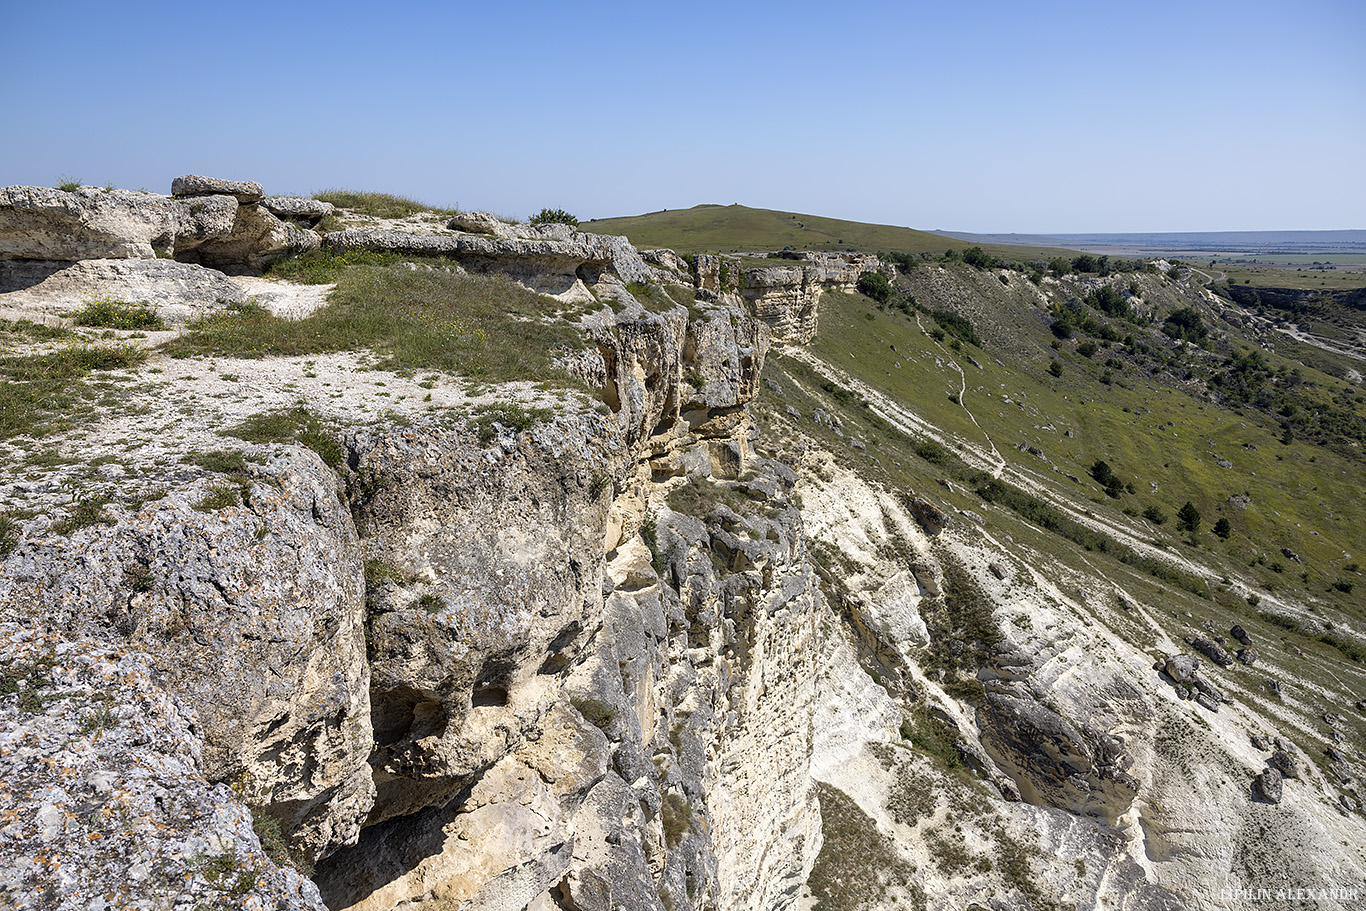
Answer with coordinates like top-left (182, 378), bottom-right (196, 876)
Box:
top-left (1071, 254), bottom-right (1101, 273)
top-left (1086, 285), bottom-right (1130, 319)
top-left (929, 308), bottom-right (980, 346)
top-left (1176, 500), bottom-right (1201, 534)
top-left (1142, 505), bottom-right (1167, 525)
top-left (1164, 307), bottom-right (1208, 344)
top-left (1048, 360), bottom-right (1063, 378)
top-left (1213, 517), bottom-right (1231, 539)
top-left (1089, 460), bottom-right (1124, 498)
top-left (529, 207), bottom-right (579, 227)
top-left (855, 270), bottom-right (892, 303)
top-left (914, 439), bottom-right (949, 465)
top-left (661, 793), bottom-right (693, 848)
top-left (71, 296), bottom-right (166, 330)
top-left (1077, 340), bottom-right (1098, 358)
top-left (961, 246), bottom-right (993, 269)
top-left (57, 176), bottom-right (82, 192)
top-left (571, 696), bottom-right (616, 729)
top-left (468, 402), bottom-right (552, 443)
top-left (193, 483), bottom-right (242, 512)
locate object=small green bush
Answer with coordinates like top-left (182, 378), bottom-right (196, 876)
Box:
top-left (193, 483), bottom-right (242, 512)
top-left (856, 270), bottom-right (892, 303)
top-left (914, 439), bottom-right (949, 465)
top-left (1176, 500), bottom-right (1202, 534)
top-left (468, 402), bottom-right (552, 443)
top-left (71, 297), bottom-right (166, 331)
top-left (1048, 360), bottom-right (1064, 378)
top-left (416, 593), bottom-right (445, 613)
top-left (529, 208), bottom-right (579, 227)
top-left (661, 793), bottom-right (694, 848)
top-left (961, 246), bottom-right (993, 269)
top-left (571, 696), bottom-right (617, 730)
top-left (57, 176), bottom-right (82, 192)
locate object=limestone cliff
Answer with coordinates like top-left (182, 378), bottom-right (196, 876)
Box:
top-left (1, 180), bottom-right (1362, 911)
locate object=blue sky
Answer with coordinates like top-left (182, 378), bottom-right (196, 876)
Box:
top-left (3, 0), bottom-right (1361, 232)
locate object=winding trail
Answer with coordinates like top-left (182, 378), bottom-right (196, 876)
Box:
top-left (915, 314), bottom-right (1006, 477)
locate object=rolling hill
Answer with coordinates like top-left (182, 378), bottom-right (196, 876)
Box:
top-left (587, 204), bottom-right (1079, 261)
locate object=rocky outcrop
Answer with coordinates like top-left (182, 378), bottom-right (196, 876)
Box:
top-left (0, 257), bottom-right (245, 324)
top-left (299, 305), bottom-right (816, 910)
top-left (688, 252), bottom-right (881, 344)
top-left (263, 196), bottom-right (337, 227)
top-left (323, 226), bottom-right (663, 300)
top-left (0, 625), bottom-right (325, 910)
top-left (976, 686), bottom-right (1141, 825)
top-left (742, 252), bottom-right (882, 344)
top-left (172, 174), bottom-right (265, 203)
top-left (176, 200), bottom-right (320, 273)
top-left (0, 448), bottom-right (375, 864)
top-left (0, 186), bottom-right (211, 261)
top-left (0, 177), bottom-right (322, 273)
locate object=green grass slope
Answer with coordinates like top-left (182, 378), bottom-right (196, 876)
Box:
top-left (587, 204), bottom-right (1078, 261)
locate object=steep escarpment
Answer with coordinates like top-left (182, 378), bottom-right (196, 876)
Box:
top-left (0, 179), bottom-right (849, 911)
top-left (3, 179), bottom-right (1363, 911)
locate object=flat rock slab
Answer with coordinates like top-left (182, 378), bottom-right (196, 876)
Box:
top-left (0, 258), bottom-right (245, 326)
top-left (172, 174), bottom-right (264, 203)
top-left (264, 196), bottom-right (336, 220)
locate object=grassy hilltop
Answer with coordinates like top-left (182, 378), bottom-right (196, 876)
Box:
top-left (587, 204), bottom-right (1078, 262)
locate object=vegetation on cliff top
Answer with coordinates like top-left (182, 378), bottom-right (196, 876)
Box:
top-left (162, 265), bottom-right (584, 384)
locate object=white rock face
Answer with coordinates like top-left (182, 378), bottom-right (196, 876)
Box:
top-left (0, 257), bottom-right (245, 325)
top-left (0, 626), bottom-right (325, 909)
top-left (0, 448), bottom-right (375, 864)
top-left (0, 186), bottom-right (187, 260)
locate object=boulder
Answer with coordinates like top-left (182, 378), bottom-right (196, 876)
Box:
top-left (1256, 767), bottom-right (1283, 804)
top-left (974, 689), bottom-right (1140, 825)
top-left (176, 202), bottom-right (319, 273)
top-left (0, 258), bottom-right (245, 326)
top-left (263, 196), bottom-right (336, 225)
top-left (446, 211), bottom-right (511, 236)
top-left (1196, 693), bottom-right (1220, 712)
top-left (1164, 654), bottom-right (1200, 684)
top-left (0, 448), bottom-right (375, 864)
top-left (171, 174), bottom-right (264, 203)
top-left (1237, 647), bottom-right (1259, 666)
top-left (905, 495), bottom-right (951, 534)
top-left (1230, 624), bottom-right (1249, 642)
top-left (0, 626), bottom-right (325, 909)
top-left (1269, 749), bottom-right (1303, 779)
top-left (1191, 636), bottom-right (1234, 667)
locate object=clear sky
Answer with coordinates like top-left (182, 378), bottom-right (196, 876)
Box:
top-left (2, 0), bottom-right (1362, 233)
